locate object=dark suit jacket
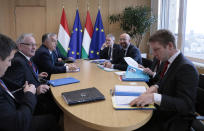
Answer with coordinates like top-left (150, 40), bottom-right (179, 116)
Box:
top-left (2, 51), bottom-right (58, 116)
top-left (0, 83), bottom-right (36, 131)
top-left (33, 45), bottom-right (66, 79)
top-left (113, 44), bottom-right (142, 71)
top-left (154, 53), bottom-right (199, 130)
top-left (99, 43), bottom-right (122, 64)
top-left (3, 52), bottom-right (40, 89)
top-left (147, 57), bottom-right (165, 86)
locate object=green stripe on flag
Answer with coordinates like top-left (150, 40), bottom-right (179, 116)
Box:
top-left (57, 41), bottom-right (67, 57)
top-left (81, 47), bottom-right (88, 59)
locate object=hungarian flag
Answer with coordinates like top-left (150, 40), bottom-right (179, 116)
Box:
top-left (57, 8), bottom-right (70, 57)
top-left (81, 11), bottom-right (93, 59)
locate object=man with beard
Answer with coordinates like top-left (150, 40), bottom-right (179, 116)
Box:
top-left (104, 33), bottom-right (142, 71)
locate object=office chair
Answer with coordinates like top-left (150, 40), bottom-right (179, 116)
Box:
top-left (191, 74), bottom-right (204, 131)
top-left (142, 58), bottom-right (153, 68)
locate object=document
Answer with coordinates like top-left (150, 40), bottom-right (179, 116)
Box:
top-left (112, 85), bottom-right (155, 110)
top-left (124, 57), bottom-right (143, 71)
top-left (114, 71), bottom-right (125, 76)
top-left (90, 59), bottom-right (109, 64)
top-left (97, 64), bottom-right (118, 72)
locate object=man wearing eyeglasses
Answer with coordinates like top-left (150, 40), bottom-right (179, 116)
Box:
top-left (104, 33), bottom-right (142, 71)
top-left (3, 33), bottom-right (61, 118)
top-left (99, 34), bottom-right (122, 64)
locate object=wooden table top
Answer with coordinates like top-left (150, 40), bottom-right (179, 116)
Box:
top-left (50, 60), bottom-right (152, 131)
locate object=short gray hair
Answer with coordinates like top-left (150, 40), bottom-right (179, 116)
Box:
top-left (106, 34), bottom-right (115, 41)
top-left (16, 33), bottom-right (33, 45)
top-left (42, 33), bottom-right (57, 44)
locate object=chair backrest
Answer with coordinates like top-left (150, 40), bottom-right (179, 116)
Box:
top-left (142, 58), bottom-right (153, 68)
top-left (199, 74), bottom-right (204, 89)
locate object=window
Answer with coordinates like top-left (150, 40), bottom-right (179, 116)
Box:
top-left (157, 0), bottom-right (204, 63)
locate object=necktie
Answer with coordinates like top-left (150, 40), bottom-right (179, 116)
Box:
top-left (29, 61), bottom-right (36, 72)
top-left (160, 61), bottom-right (169, 78)
top-left (51, 53), bottom-right (55, 65)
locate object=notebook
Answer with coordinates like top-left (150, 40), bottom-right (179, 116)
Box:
top-left (112, 85), bottom-right (155, 110)
top-left (62, 87), bottom-right (105, 105)
top-left (48, 77), bottom-right (80, 87)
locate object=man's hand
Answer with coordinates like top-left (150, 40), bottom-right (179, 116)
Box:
top-left (36, 84), bottom-right (50, 95)
top-left (101, 42), bottom-right (110, 50)
top-left (58, 58), bottom-right (63, 62)
top-left (23, 81), bottom-right (36, 95)
top-left (129, 93), bottom-right (154, 107)
top-left (146, 85), bottom-right (158, 93)
top-left (104, 62), bottom-right (112, 68)
top-left (67, 63), bottom-right (79, 71)
top-left (143, 68), bottom-right (155, 76)
top-left (38, 72), bottom-right (48, 78)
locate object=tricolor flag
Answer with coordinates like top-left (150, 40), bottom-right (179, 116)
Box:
top-left (68, 9), bottom-right (83, 59)
top-left (57, 8), bottom-right (70, 57)
top-left (89, 10), bottom-right (105, 59)
top-left (81, 11), bottom-right (93, 59)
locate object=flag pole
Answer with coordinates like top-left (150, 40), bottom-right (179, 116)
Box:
top-left (62, 0), bottom-right (64, 8)
top-left (76, 0), bottom-right (79, 10)
top-left (98, 0), bottom-right (101, 10)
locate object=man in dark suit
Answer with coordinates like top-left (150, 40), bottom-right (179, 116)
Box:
top-left (3, 33), bottom-right (60, 117)
top-left (33, 33), bottom-right (77, 80)
top-left (0, 34), bottom-right (59, 131)
top-left (130, 29), bottom-right (199, 131)
top-left (99, 34), bottom-right (122, 64)
top-left (104, 33), bottom-right (142, 71)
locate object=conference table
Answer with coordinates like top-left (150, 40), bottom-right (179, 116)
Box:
top-left (50, 59), bottom-right (153, 131)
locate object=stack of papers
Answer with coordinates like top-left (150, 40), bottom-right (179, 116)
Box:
top-left (90, 59), bottom-right (109, 64)
top-left (112, 85), bottom-right (155, 110)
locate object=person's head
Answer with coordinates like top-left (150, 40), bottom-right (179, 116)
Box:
top-left (119, 33), bottom-right (131, 49)
top-left (0, 34), bottom-right (17, 77)
top-left (149, 29), bottom-right (177, 62)
top-left (42, 33), bottom-right (57, 51)
top-left (16, 33), bottom-right (37, 57)
top-left (106, 34), bottom-right (115, 46)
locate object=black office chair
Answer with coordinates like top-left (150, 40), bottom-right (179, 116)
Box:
top-left (142, 58), bottom-right (153, 68)
top-left (191, 74), bottom-right (204, 131)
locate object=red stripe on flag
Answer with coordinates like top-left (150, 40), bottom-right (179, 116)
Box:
top-left (85, 11), bottom-right (93, 37)
top-left (60, 8), bottom-right (70, 36)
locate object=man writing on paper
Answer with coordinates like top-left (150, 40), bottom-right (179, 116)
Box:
top-left (0, 34), bottom-right (59, 131)
top-left (3, 33), bottom-right (61, 118)
top-left (104, 33), bottom-right (142, 71)
top-left (33, 33), bottom-right (78, 80)
top-left (130, 29), bottom-right (198, 131)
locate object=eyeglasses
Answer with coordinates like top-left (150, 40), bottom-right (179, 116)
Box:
top-left (20, 43), bottom-right (37, 47)
top-left (119, 38), bottom-right (128, 42)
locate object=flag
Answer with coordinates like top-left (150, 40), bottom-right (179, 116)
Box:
top-left (68, 9), bottom-right (83, 59)
top-left (81, 11), bottom-right (93, 59)
top-left (88, 10), bottom-right (105, 59)
top-left (57, 8), bottom-right (71, 57)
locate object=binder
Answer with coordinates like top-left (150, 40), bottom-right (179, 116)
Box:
top-left (62, 87), bottom-right (105, 105)
top-left (49, 77), bottom-right (80, 87)
top-left (122, 66), bottom-right (150, 82)
top-left (111, 85), bottom-right (155, 110)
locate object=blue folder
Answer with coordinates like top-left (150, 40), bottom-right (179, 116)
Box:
top-left (122, 66), bottom-right (150, 82)
top-left (49, 77), bottom-right (80, 87)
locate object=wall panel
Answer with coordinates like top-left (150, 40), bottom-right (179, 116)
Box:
top-left (0, 0), bottom-right (150, 53)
